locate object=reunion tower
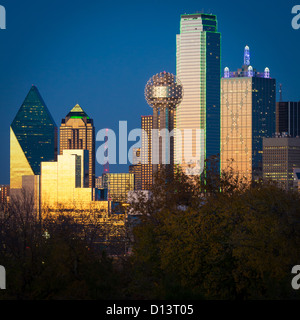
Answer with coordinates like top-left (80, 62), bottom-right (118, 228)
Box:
top-left (144, 71), bottom-right (183, 175)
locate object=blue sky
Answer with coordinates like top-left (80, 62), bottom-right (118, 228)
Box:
top-left (0, 0), bottom-right (299, 184)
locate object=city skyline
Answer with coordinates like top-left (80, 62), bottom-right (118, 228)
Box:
top-left (1, 0), bottom-right (299, 184)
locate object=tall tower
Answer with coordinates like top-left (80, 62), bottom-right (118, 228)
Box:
top-left (221, 46), bottom-right (276, 181)
top-left (141, 115), bottom-right (153, 190)
top-left (10, 86), bottom-right (57, 190)
top-left (176, 13), bottom-right (221, 176)
top-left (59, 104), bottom-right (95, 188)
top-left (144, 71), bottom-right (183, 177)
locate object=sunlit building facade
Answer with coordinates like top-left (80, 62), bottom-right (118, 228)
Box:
top-left (176, 13), bottom-right (221, 175)
top-left (41, 149), bottom-right (93, 208)
top-left (102, 173), bottom-right (134, 202)
top-left (60, 104), bottom-right (95, 188)
top-left (10, 85), bottom-right (57, 190)
top-left (221, 46), bottom-right (276, 181)
top-left (263, 136), bottom-right (300, 191)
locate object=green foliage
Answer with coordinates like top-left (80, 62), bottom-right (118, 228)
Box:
top-left (129, 163), bottom-right (300, 300)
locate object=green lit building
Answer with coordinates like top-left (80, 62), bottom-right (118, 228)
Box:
top-left (60, 104), bottom-right (95, 188)
top-left (10, 86), bottom-right (57, 190)
top-left (175, 13), bottom-right (221, 175)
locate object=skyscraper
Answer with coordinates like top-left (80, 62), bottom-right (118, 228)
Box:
top-left (60, 104), bottom-right (95, 188)
top-left (276, 101), bottom-right (300, 137)
top-left (10, 85), bottom-right (57, 190)
top-left (221, 46), bottom-right (276, 181)
top-left (129, 148), bottom-right (142, 190)
top-left (176, 13), bottom-right (221, 175)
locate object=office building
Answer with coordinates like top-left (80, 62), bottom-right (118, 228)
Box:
top-left (276, 101), bottom-right (300, 137)
top-left (141, 115), bottom-right (153, 190)
top-left (221, 46), bottom-right (276, 181)
top-left (60, 104), bottom-right (95, 188)
top-left (102, 173), bottom-right (134, 202)
top-left (176, 13), bottom-right (221, 175)
top-left (10, 86), bottom-right (57, 190)
top-left (129, 148), bottom-right (142, 190)
top-left (263, 136), bottom-right (300, 191)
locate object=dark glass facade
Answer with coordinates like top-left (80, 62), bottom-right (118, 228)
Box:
top-left (276, 101), bottom-right (300, 137)
top-left (206, 30), bottom-right (221, 170)
top-left (11, 86), bottom-right (57, 175)
top-left (252, 77), bottom-right (276, 178)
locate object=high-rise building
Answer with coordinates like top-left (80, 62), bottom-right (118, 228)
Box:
top-left (176, 13), bottom-right (221, 175)
top-left (263, 136), bottom-right (300, 191)
top-left (129, 148), bottom-right (142, 190)
top-left (141, 115), bottom-right (153, 190)
top-left (102, 173), bottom-right (134, 202)
top-left (276, 101), bottom-right (300, 137)
top-left (60, 104), bottom-right (95, 188)
top-left (221, 46), bottom-right (276, 181)
top-left (10, 86), bottom-right (57, 190)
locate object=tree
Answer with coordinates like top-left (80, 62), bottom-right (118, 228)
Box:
top-left (128, 163), bottom-right (300, 300)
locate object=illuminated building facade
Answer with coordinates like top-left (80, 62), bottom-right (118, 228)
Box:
top-left (263, 136), bottom-right (300, 191)
top-left (102, 173), bottom-right (134, 202)
top-left (276, 101), bottom-right (300, 137)
top-left (41, 149), bottom-right (93, 209)
top-left (10, 86), bottom-right (57, 190)
top-left (60, 104), bottom-right (95, 188)
top-left (221, 46), bottom-right (276, 181)
top-left (176, 13), bottom-right (221, 175)
top-left (141, 115), bottom-right (153, 190)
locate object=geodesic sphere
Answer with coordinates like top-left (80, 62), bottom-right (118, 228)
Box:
top-left (145, 71), bottom-right (183, 109)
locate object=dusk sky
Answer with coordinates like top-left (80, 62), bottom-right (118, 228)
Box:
top-left (0, 0), bottom-right (299, 184)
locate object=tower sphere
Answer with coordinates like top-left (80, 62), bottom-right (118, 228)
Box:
top-left (144, 71), bottom-right (183, 110)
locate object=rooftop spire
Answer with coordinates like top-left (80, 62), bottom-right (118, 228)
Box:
top-left (244, 45), bottom-right (250, 66)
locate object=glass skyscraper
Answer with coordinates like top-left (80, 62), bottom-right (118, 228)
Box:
top-left (276, 101), bottom-right (300, 137)
top-left (221, 46), bottom-right (276, 181)
top-left (10, 86), bottom-right (57, 189)
top-left (176, 13), bottom-right (221, 175)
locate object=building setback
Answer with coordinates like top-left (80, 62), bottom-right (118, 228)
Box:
top-left (60, 104), bottom-right (95, 188)
top-left (263, 136), bottom-right (300, 191)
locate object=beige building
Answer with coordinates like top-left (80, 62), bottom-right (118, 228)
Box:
top-left (41, 149), bottom-right (94, 209)
top-left (60, 104), bottom-right (95, 188)
top-left (221, 77), bottom-right (253, 181)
